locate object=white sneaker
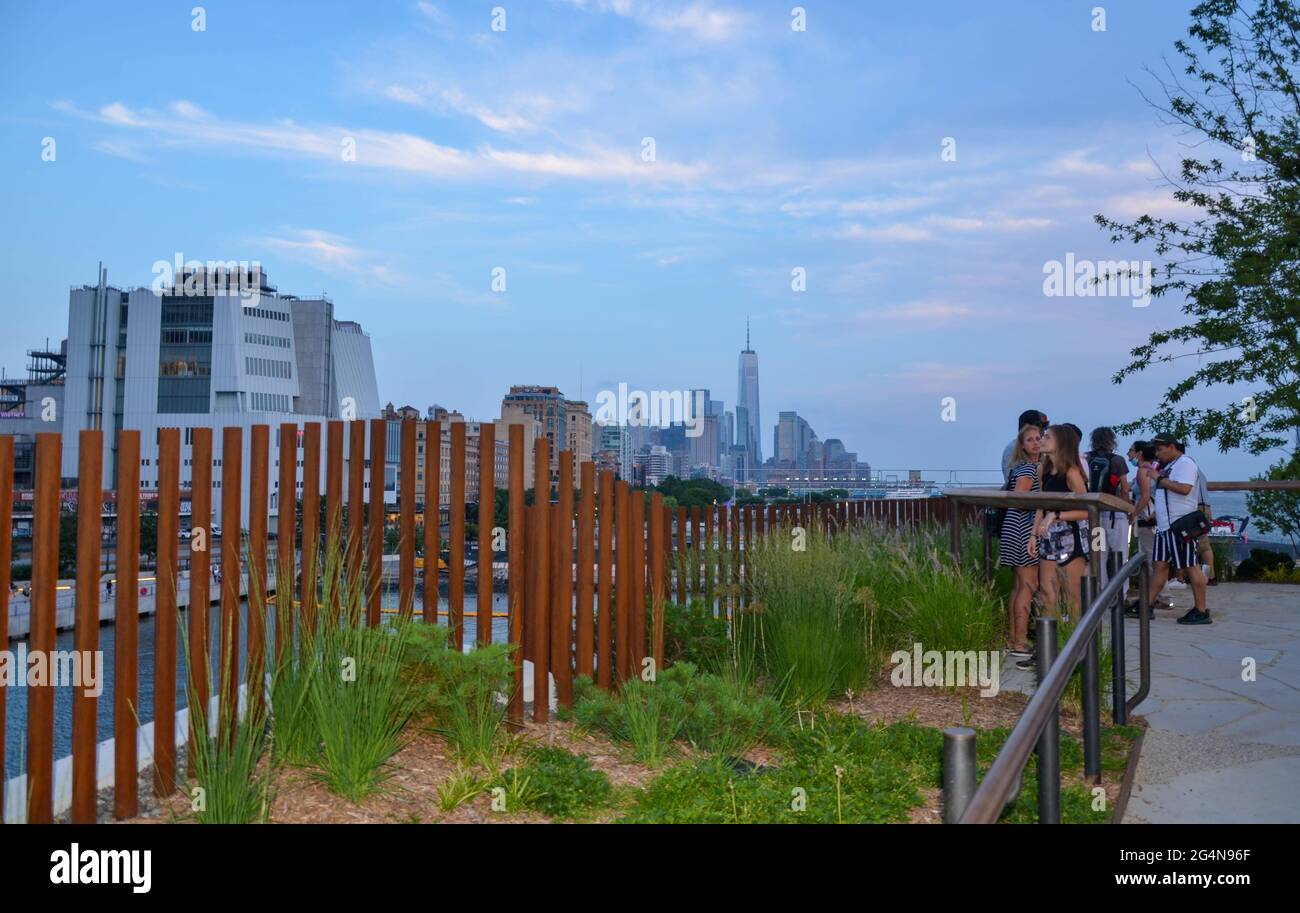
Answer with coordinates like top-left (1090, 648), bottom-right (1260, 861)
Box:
top-left (1166, 579), bottom-right (1188, 590)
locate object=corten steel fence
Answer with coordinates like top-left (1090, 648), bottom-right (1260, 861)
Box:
top-left (0, 421), bottom-right (961, 824)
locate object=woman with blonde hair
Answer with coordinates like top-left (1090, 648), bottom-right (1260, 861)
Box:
top-left (999, 424), bottom-right (1042, 660)
top-left (1028, 424), bottom-right (1091, 628)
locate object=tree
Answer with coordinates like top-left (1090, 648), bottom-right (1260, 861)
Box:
top-left (1248, 453), bottom-right (1300, 551)
top-left (1097, 0), bottom-right (1300, 454)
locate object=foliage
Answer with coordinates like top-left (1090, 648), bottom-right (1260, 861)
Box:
top-left (1096, 0), bottom-right (1300, 454)
top-left (408, 623), bottom-right (515, 765)
top-left (1247, 454), bottom-right (1300, 553)
top-left (658, 599), bottom-right (731, 674)
top-left (1235, 546), bottom-right (1296, 580)
top-left (654, 476), bottom-right (730, 508)
top-left (437, 767), bottom-right (489, 812)
top-left (497, 746), bottom-right (613, 819)
top-left (566, 664), bottom-right (784, 763)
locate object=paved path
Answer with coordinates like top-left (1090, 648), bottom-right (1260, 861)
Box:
top-left (1122, 582), bottom-right (1300, 823)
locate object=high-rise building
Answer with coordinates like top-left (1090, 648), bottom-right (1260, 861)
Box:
top-left (774, 410), bottom-right (818, 469)
top-left (736, 321), bottom-right (761, 480)
top-left (59, 265), bottom-right (380, 523)
top-left (597, 421), bottom-right (633, 479)
top-left (499, 384), bottom-right (590, 490)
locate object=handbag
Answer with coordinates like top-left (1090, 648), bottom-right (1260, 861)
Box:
top-left (1164, 487), bottom-right (1210, 543)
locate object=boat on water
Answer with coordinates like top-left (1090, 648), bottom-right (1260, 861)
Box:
top-left (1208, 515), bottom-right (1250, 539)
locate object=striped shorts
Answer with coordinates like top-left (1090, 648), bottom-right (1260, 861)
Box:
top-left (1153, 529), bottom-right (1198, 570)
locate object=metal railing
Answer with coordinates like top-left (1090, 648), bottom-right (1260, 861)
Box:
top-left (945, 552), bottom-right (1148, 823)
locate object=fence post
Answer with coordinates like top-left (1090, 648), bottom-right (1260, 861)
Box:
top-left (596, 469), bottom-right (613, 690)
top-left (450, 421), bottom-right (466, 649)
top-left (155, 427), bottom-right (182, 796)
top-left (188, 428), bottom-right (213, 763)
top-left (1081, 576), bottom-right (1101, 782)
top-left (553, 450), bottom-right (574, 707)
top-left (277, 422), bottom-right (298, 664)
top-left (27, 432), bottom-right (61, 824)
top-left (577, 461), bottom-right (596, 678)
top-left (530, 438), bottom-right (551, 720)
top-left (367, 418), bottom-right (385, 628)
top-left (507, 424), bottom-right (526, 725)
top-left (219, 426), bottom-right (243, 746)
top-left (1035, 616), bottom-right (1060, 824)
top-left (476, 421), bottom-right (494, 639)
top-left (1109, 551), bottom-right (1127, 724)
top-left (72, 430), bottom-right (103, 822)
top-left (114, 429), bottom-right (141, 820)
top-left (423, 420), bottom-right (441, 625)
top-left (615, 481), bottom-right (631, 683)
top-left (942, 727), bottom-right (977, 824)
top-left (401, 418), bottom-right (417, 621)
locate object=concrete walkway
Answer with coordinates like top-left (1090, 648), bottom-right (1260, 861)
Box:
top-left (1122, 581), bottom-right (1300, 823)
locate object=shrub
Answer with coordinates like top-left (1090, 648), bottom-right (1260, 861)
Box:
top-left (408, 623), bottom-right (515, 765)
top-left (659, 599), bottom-right (730, 674)
top-left (498, 746), bottom-right (612, 819)
top-left (1235, 547), bottom-right (1295, 580)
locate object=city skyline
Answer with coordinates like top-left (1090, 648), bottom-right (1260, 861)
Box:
top-left (0, 1), bottom-right (1284, 480)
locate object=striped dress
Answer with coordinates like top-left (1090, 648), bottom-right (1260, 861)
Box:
top-left (998, 461), bottom-right (1039, 567)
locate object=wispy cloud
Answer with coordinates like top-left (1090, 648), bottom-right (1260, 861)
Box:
top-left (560, 0), bottom-right (746, 41)
top-left (255, 229), bottom-right (399, 284)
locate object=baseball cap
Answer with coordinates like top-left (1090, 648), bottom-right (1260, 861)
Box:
top-left (1151, 433), bottom-right (1180, 447)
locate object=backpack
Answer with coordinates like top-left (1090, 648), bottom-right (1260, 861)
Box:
top-left (1087, 452), bottom-right (1123, 496)
top-left (986, 469), bottom-right (1017, 539)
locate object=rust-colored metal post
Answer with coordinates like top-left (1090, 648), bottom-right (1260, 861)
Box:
top-left (188, 428), bottom-right (213, 760)
top-left (220, 427), bottom-right (243, 745)
top-left (614, 480), bottom-right (631, 683)
top-left (277, 422), bottom-right (297, 663)
top-left (114, 429), bottom-right (141, 820)
top-left (631, 490), bottom-right (647, 674)
top-left (27, 432), bottom-right (61, 824)
top-left (301, 423), bottom-right (321, 636)
top-left (348, 419), bottom-right (366, 614)
top-left (368, 418), bottom-right (386, 626)
top-left (507, 424), bottom-right (525, 724)
top-left (577, 461), bottom-right (596, 678)
top-left (675, 505), bottom-right (687, 606)
top-left (553, 451), bottom-right (575, 706)
top-left (477, 421), bottom-right (495, 642)
top-left (423, 420), bottom-right (441, 625)
top-left (247, 426), bottom-right (269, 724)
top-left (71, 431), bottom-right (103, 822)
top-left (154, 427), bottom-right (182, 796)
top-left (704, 504), bottom-right (715, 611)
top-left (596, 469), bottom-right (613, 690)
top-left (530, 438), bottom-right (551, 720)
top-left (325, 420), bottom-right (344, 619)
top-left (450, 421), bottom-right (466, 649)
top-left (400, 418), bottom-right (417, 619)
top-left (717, 503), bottom-right (729, 619)
top-left (649, 492), bottom-right (665, 668)
top-left (731, 504), bottom-right (741, 615)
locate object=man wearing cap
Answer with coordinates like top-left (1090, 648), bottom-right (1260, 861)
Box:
top-left (1146, 434), bottom-right (1211, 625)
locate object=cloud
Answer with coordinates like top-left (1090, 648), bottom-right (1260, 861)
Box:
top-left (835, 222), bottom-right (933, 243)
top-left (560, 0), bottom-right (745, 41)
top-left (256, 229), bottom-right (399, 284)
top-left (61, 99), bottom-right (713, 186)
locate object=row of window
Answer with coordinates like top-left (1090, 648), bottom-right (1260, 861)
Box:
top-left (162, 329), bottom-right (214, 345)
top-left (244, 332), bottom-right (291, 349)
top-left (250, 392), bottom-right (291, 412)
top-left (245, 306), bottom-right (290, 323)
top-left (160, 358), bottom-right (210, 377)
top-left (245, 356), bottom-right (292, 379)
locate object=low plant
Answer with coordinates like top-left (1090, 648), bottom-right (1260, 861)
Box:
top-left (497, 746), bottom-right (613, 819)
top-left (494, 767), bottom-right (541, 814)
top-left (659, 599), bottom-right (730, 674)
top-left (408, 624), bottom-right (515, 765)
top-left (437, 767), bottom-right (489, 812)
top-left (310, 619), bottom-right (420, 802)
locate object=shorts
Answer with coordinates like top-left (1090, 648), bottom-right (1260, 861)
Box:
top-left (1154, 529), bottom-right (1198, 571)
top-left (1038, 521), bottom-right (1089, 566)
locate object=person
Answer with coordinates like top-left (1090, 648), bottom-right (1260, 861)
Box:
top-left (1028, 424), bottom-right (1091, 632)
top-left (1146, 434), bottom-right (1211, 625)
top-left (1085, 427), bottom-right (1131, 591)
top-left (1002, 409), bottom-right (1049, 482)
top-left (1193, 464), bottom-right (1216, 586)
top-left (106, 577), bottom-right (113, 597)
top-left (1125, 441), bottom-right (1161, 610)
top-left (999, 424), bottom-right (1043, 660)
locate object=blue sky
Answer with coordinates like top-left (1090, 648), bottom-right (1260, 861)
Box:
top-left (0, 0), bottom-right (1281, 480)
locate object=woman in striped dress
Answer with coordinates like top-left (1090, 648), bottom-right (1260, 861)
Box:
top-left (1000, 424), bottom-right (1042, 659)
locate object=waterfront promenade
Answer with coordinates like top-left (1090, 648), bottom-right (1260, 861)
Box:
top-left (1120, 582), bottom-right (1300, 824)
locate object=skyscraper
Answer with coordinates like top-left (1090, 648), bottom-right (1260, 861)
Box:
top-left (736, 320), bottom-right (761, 479)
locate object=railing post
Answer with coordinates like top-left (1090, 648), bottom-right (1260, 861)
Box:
top-left (1080, 575), bottom-right (1101, 782)
top-left (942, 726), bottom-right (977, 823)
top-left (1127, 561), bottom-right (1152, 717)
top-left (1109, 551), bottom-right (1127, 724)
top-left (1035, 616), bottom-right (1060, 823)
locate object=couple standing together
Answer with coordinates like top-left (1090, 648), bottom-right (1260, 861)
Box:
top-left (999, 411), bottom-right (1210, 671)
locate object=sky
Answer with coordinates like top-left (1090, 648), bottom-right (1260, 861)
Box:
top-left (0, 0), bottom-right (1285, 481)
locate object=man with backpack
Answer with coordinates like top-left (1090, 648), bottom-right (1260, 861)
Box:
top-left (1085, 427), bottom-right (1130, 591)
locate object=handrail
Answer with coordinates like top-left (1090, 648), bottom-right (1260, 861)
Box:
top-left (957, 551), bottom-right (1148, 823)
